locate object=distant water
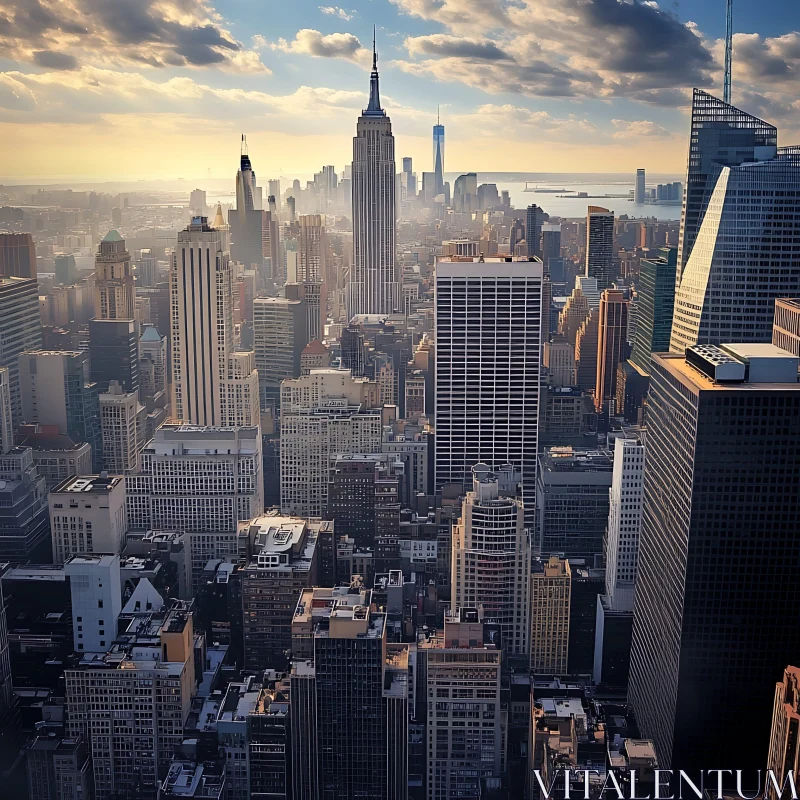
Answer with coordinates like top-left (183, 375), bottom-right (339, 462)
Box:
top-left (490, 180), bottom-right (681, 221)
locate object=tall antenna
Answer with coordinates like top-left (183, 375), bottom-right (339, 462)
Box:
top-left (241, 133), bottom-right (247, 156)
top-left (723, 0), bottom-right (733, 104)
top-left (437, 105), bottom-right (440, 126)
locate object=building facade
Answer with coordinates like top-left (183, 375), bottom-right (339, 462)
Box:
top-left (451, 465), bottom-right (530, 657)
top-left (349, 42), bottom-right (399, 318)
top-left (671, 91), bottom-right (800, 351)
top-left (629, 344), bottom-right (800, 773)
top-left (49, 474), bottom-right (127, 563)
top-left (434, 256), bottom-right (543, 522)
top-left (530, 556), bottom-right (571, 675)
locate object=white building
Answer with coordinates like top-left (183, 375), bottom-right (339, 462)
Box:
top-left (280, 369), bottom-right (380, 518)
top-left (604, 437), bottom-right (645, 611)
top-left (99, 381), bottom-right (143, 474)
top-left (348, 41), bottom-right (399, 318)
top-left (126, 425), bottom-right (263, 587)
top-left (434, 256), bottom-right (543, 523)
top-left (451, 465), bottom-right (530, 657)
top-left (170, 217), bottom-right (259, 427)
top-left (50, 474), bottom-right (127, 564)
top-left (64, 553), bottom-right (122, 654)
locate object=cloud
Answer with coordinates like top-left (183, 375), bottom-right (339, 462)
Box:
top-left (273, 29), bottom-right (369, 64)
top-left (0, 66), bottom-right (365, 128)
top-left (32, 50), bottom-right (79, 70)
top-left (611, 119), bottom-right (673, 139)
top-left (405, 34), bottom-right (510, 60)
top-left (0, 0), bottom-right (268, 73)
top-left (392, 0), bottom-right (717, 103)
top-left (319, 6), bottom-right (354, 21)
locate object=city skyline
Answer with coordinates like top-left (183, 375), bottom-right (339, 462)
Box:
top-left (0, 0), bottom-right (798, 179)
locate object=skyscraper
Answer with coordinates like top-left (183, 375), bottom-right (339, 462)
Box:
top-left (634, 169), bottom-right (646, 204)
top-left (349, 37), bottom-right (398, 318)
top-left (451, 465), bottom-right (530, 657)
top-left (421, 608), bottom-right (503, 799)
top-left (629, 343), bottom-right (800, 772)
top-left (526, 204), bottom-right (545, 259)
top-left (585, 206), bottom-right (615, 289)
top-left (767, 667), bottom-right (800, 800)
top-left (0, 232), bottom-right (36, 279)
top-left (94, 230), bottom-right (134, 320)
top-left (89, 318), bottom-right (139, 394)
top-left (290, 586), bottom-right (408, 800)
top-left (593, 436), bottom-right (643, 688)
top-left (530, 556), bottom-right (571, 675)
top-left (671, 92), bottom-right (800, 351)
top-left (171, 216), bottom-right (259, 427)
top-left (18, 350), bottom-right (102, 471)
top-left (629, 247), bottom-right (677, 375)
top-left (433, 116), bottom-right (445, 197)
top-left (253, 296), bottom-right (308, 413)
top-left (594, 289), bottom-right (629, 414)
top-left (236, 135), bottom-right (259, 214)
top-left (677, 89), bottom-right (777, 286)
top-left (99, 381), bottom-right (143, 473)
top-left (0, 277), bottom-right (42, 429)
top-left (434, 255), bottom-right (543, 519)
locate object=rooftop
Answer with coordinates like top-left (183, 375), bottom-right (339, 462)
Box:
top-left (160, 761), bottom-right (224, 799)
top-left (102, 229), bottom-right (123, 243)
top-left (662, 346), bottom-right (800, 392)
top-left (52, 474), bottom-right (123, 495)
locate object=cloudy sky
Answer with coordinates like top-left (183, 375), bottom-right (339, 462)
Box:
top-left (0, 0), bottom-right (798, 181)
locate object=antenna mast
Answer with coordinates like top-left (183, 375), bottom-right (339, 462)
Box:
top-left (723, 0), bottom-right (733, 104)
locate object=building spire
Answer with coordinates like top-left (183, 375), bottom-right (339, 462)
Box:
top-left (365, 25), bottom-right (383, 115)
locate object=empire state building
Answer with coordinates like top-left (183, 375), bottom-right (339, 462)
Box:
top-left (348, 34), bottom-right (399, 318)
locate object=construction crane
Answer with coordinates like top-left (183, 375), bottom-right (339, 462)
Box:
top-left (723, 0), bottom-right (733, 104)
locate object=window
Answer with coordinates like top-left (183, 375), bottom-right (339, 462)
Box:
top-left (98, 600), bottom-right (103, 608)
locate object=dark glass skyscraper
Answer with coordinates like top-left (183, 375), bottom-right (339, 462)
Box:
top-left (629, 344), bottom-right (800, 774)
top-left (677, 89), bottom-right (777, 285)
top-left (629, 247), bottom-right (677, 374)
top-left (526, 204), bottom-right (545, 258)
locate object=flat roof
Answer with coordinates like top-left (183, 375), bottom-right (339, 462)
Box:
top-left (52, 474), bottom-right (123, 494)
top-left (656, 351), bottom-right (800, 393)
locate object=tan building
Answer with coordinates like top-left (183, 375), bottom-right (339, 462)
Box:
top-left (773, 298), bottom-right (800, 357)
top-left (421, 608), bottom-right (503, 800)
top-left (94, 230), bottom-right (134, 320)
top-left (530, 556), bottom-right (571, 675)
top-left (65, 603), bottom-right (196, 800)
top-left (594, 289), bottom-right (629, 414)
top-left (170, 217), bottom-right (258, 427)
top-left (558, 286), bottom-right (590, 345)
top-left (575, 310), bottom-right (599, 393)
top-left (544, 334), bottom-right (576, 387)
top-left (767, 666), bottom-right (800, 800)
